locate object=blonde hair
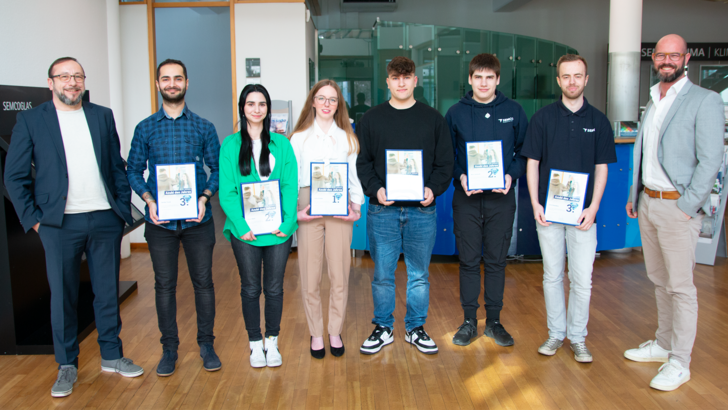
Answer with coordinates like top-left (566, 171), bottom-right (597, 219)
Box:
top-left (291, 79), bottom-right (360, 155)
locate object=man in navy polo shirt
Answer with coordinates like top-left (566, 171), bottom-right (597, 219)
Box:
top-left (522, 54), bottom-right (617, 363)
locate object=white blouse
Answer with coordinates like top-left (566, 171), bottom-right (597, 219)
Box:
top-left (290, 120), bottom-right (365, 205)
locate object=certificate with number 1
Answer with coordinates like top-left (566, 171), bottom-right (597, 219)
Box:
top-left (544, 169), bottom-right (589, 226)
top-left (241, 180), bottom-right (283, 235)
top-left (309, 162), bottom-right (349, 216)
top-left (156, 163), bottom-right (198, 221)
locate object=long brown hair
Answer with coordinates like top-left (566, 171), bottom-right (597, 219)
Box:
top-left (291, 79), bottom-right (359, 155)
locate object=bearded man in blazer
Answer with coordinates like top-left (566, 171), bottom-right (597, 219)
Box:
top-left (3, 57), bottom-right (143, 398)
top-left (624, 35), bottom-right (726, 392)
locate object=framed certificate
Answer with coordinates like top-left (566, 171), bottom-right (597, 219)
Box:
top-left (156, 163), bottom-right (198, 221)
top-left (466, 140), bottom-right (505, 190)
top-left (385, 149), bottom-right (424, 201)
top-left (240, 179), bottom-right (283, 235)
top-left (309, 162), bottom-right (349, 216)
top-left (544, 169), bottom-right (589, 226)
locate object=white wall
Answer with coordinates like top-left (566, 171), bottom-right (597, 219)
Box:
top-left (0, 0), bottom-right (111, 106)
top-left (314, 0), bottom-right (728, 112)
top-left (120, 4), bottom-right (154, 244)
top-left (235, 2), bottom-right (313, 128)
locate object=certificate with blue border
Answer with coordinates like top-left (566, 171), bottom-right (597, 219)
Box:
top-left (240, 179), bottom-right (283, 235)
top-left (156, 163), bottom-right (198, 221)
top-left (309, 162), bottom-right (349, 216)
top-left (466, 140), bottom-right (505, 190)
top-left (385, 149), bottom-right (424, 201)
top-left (544, 169), bottom-right (589, 226)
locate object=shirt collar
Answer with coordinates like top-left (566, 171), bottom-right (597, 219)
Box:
top-left (650, 75), bottom-right (689, 103)
top-left (313, 119), bottom-right (343, 138)
top-left (557, 96), bottom-right (590, 117)
top-left (155, 104), bottom-right (190, 121)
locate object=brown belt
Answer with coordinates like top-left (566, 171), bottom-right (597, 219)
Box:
top-left (644, 187), bottom-right (681, 200)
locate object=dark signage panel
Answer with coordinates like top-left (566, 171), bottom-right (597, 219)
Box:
top-left (641, 43), bottom-right (728, 61)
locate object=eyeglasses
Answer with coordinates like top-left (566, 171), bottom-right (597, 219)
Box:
top-left (314, 96), bottom-right (338, 105)
top-left (51, 74), bottom-right (86, 83)
top-left (653, 53), bottom-right (686, 62)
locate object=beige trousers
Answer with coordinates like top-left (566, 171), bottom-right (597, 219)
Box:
top-left (297, 187), bottom-right (353, 337)
top-left (638, 191), bottom-right (704, 369)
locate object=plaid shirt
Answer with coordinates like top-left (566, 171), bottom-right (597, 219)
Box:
top-left (127, 105), bottom-right (221, 230)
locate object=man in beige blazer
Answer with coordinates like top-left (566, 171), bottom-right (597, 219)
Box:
top-left (625, 34), bottom-right (726, 392)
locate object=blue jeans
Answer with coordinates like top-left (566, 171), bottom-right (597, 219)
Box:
top-left (367, 204), bottom-right (437, 332)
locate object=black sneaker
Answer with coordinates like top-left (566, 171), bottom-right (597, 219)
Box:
top-left (360, 325), bottom-right (393, 355)
top-left (452, 318), bottom-right (478, 346)
top-left (405, 326), bottom-right (438, 354)
top-left (156, 350), bottom-right (178, 377)
top-left (484, 320), bottom-right (514, 347)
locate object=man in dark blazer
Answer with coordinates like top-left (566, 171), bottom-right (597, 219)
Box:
top-left (624, 35), bottom-right (726, 392)
top-left (3, 57), bottom-right (143, 398)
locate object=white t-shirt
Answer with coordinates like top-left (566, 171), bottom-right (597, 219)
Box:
top-left (252, 138), bottom-right (275, 181)
top-left (56, 108), bottom-right (111, 213)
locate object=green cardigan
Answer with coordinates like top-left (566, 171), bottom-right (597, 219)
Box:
top-left (219, 131), bottom-right (298, 246)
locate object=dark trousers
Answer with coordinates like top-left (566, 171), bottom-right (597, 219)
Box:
top-left (452, 188), bottom-right (516, 320)
top-left (230, 236), bottom-right (292, 341)
top-left (37, 209), bottom-right (125, 366)
top-left (145, 219), bottom-right (216, 351)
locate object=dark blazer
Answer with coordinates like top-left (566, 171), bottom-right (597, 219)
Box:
top-left (4, 100), bottom-right (133, 232)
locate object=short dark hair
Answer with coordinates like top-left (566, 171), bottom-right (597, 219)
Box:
top-left (157, 59), bottom-right (187, 80)
top-left (48, 57), bottom-right (83, 78)
top-left (469, 54), bottom-right (500, 78)
top-left (556, 54), bottom-right (588, 76)
top-left (387, 56), bottom-right (416, 76)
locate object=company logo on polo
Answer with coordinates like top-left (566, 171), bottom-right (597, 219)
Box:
top-left (583, 128), bottom-right (595, 132)
top-left (498, 117), bottom-right (514, 123)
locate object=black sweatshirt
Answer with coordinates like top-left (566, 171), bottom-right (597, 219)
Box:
top-left (356, 101), bottom-right (454, 207)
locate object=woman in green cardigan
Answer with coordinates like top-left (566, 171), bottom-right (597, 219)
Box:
top-left (219, 84), bottom-right (298, 369)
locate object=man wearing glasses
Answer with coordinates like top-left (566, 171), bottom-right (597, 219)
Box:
top-left (4, 57), bottom-right (142, 398)
top-left (624, 34), bottom-right (726, 391)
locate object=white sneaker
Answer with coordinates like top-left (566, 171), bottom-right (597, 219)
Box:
top-left (570, 342), bottom-right (593, 363)
top-left (537, 337), bottom-right (564, 356)
top-left (265, 336), bottom-right (282, 367)
top-left (360, 325), bottom-right (394, 355)
top-left (405, 326), bottom-right (438, 354)
top-left (650, 359), bottom-right (690, 391)
top-left (624, 340), bottom-right (670, 363)
top-left (250, 340), bottom-right (266, 368)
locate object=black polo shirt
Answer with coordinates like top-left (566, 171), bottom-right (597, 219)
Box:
top-left (521, 97), bottom-right (617, 208)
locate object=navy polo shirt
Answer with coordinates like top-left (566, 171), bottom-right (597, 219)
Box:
top-left (521, 97), bottom-right (617, 209)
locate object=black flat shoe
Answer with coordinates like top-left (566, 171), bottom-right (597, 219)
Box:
top-left (330, 335), bottom-right (345, 357)
top-left (311, 337), bottom-right (325, 359)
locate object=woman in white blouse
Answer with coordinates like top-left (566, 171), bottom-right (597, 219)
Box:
top-left (290, 80), bottom-right (364, 359)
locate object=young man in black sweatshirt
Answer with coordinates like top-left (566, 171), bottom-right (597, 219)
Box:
top-left (446, 54), bottom-right (528, 347)
top-left (356, 56), bottom-right (453, 355)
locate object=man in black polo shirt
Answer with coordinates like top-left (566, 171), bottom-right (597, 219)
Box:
top-left (522, 54), bottom-right (616, 363)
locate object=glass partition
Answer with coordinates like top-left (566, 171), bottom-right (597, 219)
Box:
top-left (319, 21), bottom-right (578, 120)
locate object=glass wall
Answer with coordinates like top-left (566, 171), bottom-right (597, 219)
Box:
top-left (319, 21), bottom-right (579, 122)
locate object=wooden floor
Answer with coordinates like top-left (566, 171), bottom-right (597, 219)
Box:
top-left (2, 203), bottom-right (728, 409)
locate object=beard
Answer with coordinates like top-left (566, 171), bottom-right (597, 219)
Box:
top-left (652, 62), bottom-right (685, 83)
top-left (160, 86), bottom-right (187, 103)
top-left (54, 86), bottom-right (85, 106)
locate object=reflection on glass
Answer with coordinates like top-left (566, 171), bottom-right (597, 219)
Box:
top-left (319, 21), bottom-right (578, 121)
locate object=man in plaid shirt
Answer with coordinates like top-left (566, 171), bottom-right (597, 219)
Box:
top-left (127, 59), bottom-right (221, 377)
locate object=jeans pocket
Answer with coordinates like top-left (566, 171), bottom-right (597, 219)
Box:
top-left (417, 206), bottom-right (436, 214)
top-left (368, 204), bottom-right (384, 214)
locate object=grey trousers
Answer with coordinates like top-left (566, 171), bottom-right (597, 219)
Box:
top-left (638, 191), bottom-right (703, 369)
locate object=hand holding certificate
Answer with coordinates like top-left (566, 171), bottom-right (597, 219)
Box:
top-left (385, 150), bottom-right (424, 201)
top-left (544, 169), bottom-right (589, 226)
top-left (466, 141), bottom-right (505, 191)
top-left (156, 163), bottom-right (198, 221)
top-left (241, 180), bottom-right (283, 235)
top-left (309, 162), bottom-right (349, 216)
